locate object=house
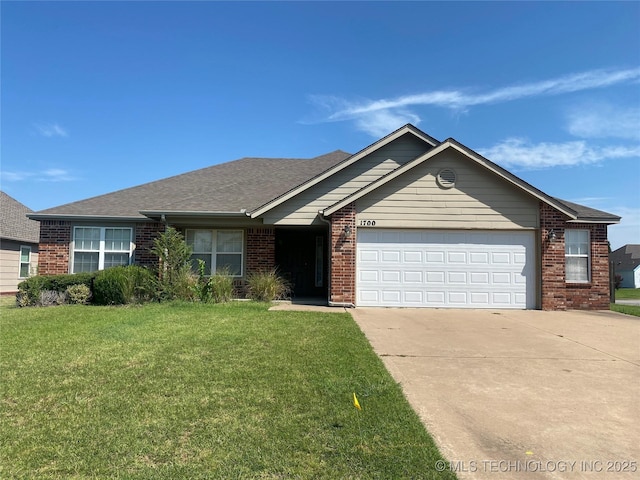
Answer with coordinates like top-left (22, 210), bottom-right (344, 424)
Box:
top-left (28, 124), bottom-right (620, 310)
top-left (1, 192), bottom-right (40, 294)
top-left (611, 245), bottom-right (640, 289)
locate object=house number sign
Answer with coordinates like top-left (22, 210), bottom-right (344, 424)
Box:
top-left (359, 220), bottom-right (377, 226)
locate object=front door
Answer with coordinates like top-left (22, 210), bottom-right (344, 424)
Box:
top-left (275, 228), bottom-right (328, 299)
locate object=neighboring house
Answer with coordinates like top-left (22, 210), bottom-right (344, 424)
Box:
top-left (1, 192), bottom-right (40, 294)
top-left (611, 245), bottom-right (640, 289)
top-left (29, 124), bottom-right (620, 310)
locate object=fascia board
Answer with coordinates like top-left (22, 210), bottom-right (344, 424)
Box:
top-left (249, 125), bottom-right (437, 218)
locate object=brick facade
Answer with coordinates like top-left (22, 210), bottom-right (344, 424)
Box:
top-left (246, 227), bottom-right (276, 273)
top-left (134, 222), bottom-right (165, 269)
top-left (329, 202), bottom-right (356, 305)
top-left (38, 220), bottom-right (71, 275)
top-left (540, 202), bottom-right (610, 310)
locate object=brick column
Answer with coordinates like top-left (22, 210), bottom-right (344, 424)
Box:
top-left (134, 222), bottom-right (165, 269)
top-left (540, 202), bottom-right (567, 310)
top-left (330, 202), bottom-right (356, 305)
top-left (38, 220), bottom-right (72, 275)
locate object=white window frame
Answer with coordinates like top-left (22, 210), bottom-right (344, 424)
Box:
top-left (186, 229), bottom-right (244, 277)
top-left (19, 245), bottom-right (32, 279)
top-left (72, 226), bottom-right (133, 273)
top-left (565, 229), bottom-right (590, 283)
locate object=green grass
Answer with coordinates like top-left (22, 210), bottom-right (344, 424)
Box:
top-left (0, 301), bottom-right (454, 479)
top-left (610, 303), bottom-right (640, 317)
top-left (615, 288), bottom-right (640, 300)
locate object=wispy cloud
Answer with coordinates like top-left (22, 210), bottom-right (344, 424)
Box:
top-left (1, 168), bottom-right (77, 182)
top-left (478, 138), bottom-right (640, 170)
top-left (34, 123), bottom-right (69, 138)
top-left (310, 67), bottom-right (640, 136)
top-left (566, 104), bottom-right (640, 140)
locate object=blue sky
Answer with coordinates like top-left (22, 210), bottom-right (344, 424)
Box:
top-left (2, 1), bottom-right (639, 249)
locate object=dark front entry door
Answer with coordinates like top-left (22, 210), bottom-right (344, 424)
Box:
top-left (275, 228), bottom-right (328, 299)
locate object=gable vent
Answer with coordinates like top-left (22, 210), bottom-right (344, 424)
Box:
top-left (436, 168), bottom-right (457, 189)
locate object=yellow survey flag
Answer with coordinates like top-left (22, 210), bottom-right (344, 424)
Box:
top-left (353, 392), bottom-right (361, 410)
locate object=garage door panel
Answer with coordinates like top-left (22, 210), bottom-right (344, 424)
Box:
top-left (356, 229), bottom-right (535, 309)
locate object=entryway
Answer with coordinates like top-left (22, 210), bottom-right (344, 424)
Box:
top-left (275, 227), bottom-right (328, 301)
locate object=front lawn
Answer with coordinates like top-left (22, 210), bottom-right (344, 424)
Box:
top-left (610, 304), bottom-right (640, 317)
top-left (0, 302), bottom-right (454, 479)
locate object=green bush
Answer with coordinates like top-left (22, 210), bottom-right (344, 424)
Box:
top-left (93, 268), bottom-right (128, 305)
top-left (66, 284), bottom-right (92, 305)
top-left (17, 273), bottom-right (96, 307)
top-left (93, 266), bottom-right (156, 305)
top-left (246, 269), bottom-right (290, 302)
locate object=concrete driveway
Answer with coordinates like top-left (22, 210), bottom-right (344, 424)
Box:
top-left (351, 309), bottom-right (640, 479)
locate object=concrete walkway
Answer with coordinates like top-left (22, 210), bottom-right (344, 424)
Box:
top-left (351, 308), bottom-right (640, 479)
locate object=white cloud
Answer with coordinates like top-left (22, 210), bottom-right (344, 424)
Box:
top-left (34, 123), bottom-right (69, 137)
top-left (354, 110), bottom-right (422, 138)
top-left (1, 168), bottom-right (77, 182)
top-left (566, 104), bottom-right (640, 140)
top-left (478, 138), bottom-right (640, 169)
top-left (310, 67), bottom-right (640, 136)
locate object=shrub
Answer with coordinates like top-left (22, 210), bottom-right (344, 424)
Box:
top-left (151, 227), bottom-right (194, 301)
top-left (93, 268), bottom-right (128, 305)
top-left (93, 265), bottom-right (156, 305)
top-left (66, 284), bottom-right (92, 305)
top-left (17, 273), bottom-right (96, 307)
top-left (246, 269), bottom-right (290, 302)
top-left (208, 269), bottom-right (235, 303)
top-left (38, 290), bottom-right (68, 307)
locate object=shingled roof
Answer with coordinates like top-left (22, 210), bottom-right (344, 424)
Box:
top-left (611, 244), bottom-right (640, 271)
top-left (0, 191), bottom-right (40, 243)
top-left (31, 150), bottom-right (352, 219)
top-left (553, 198), bottom-right (622, 223)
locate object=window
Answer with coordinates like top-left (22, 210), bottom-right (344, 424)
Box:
top-left (19, 246), bottom-right (31, 278)
top-left (186, 229), bottom-right (243, 276)
top-left (72, 227), bottom-right (133, 273)
top-left (565, 229), bottom-right (590, 283)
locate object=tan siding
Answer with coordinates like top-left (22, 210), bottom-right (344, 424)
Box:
top-left (355, 149), bottom-right (539, 229)
top-left (0, 241), bottom-right (39, 294)
top-left (263, 134), bottom-right (431, 225)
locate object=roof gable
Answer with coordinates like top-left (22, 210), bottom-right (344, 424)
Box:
top-left (322, 138), bottom-right (620, 224)
top-left (248, 124), bottom-right (439, 218)
top-left (611, 244), bottom-right (640, 270)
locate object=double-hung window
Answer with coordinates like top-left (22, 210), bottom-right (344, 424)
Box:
top-left (565, 229), bottom-right (590, 283)
top-left (186, 229), bottom-right (243, 276)
top-left (72, 227), bottom-right (133, 273)
top-left (19, 246), bottom-right (32, 278)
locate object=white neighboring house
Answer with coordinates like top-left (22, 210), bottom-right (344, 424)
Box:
top-left (611, 244), bottom-right (640, 289)
top-left (0, 192), bottom-right (40, 294)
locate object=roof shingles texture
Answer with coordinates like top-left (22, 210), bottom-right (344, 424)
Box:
top-left (35, 151), bottom-right (352, 218)
top-left (1, 192), bottom-right (40, 243)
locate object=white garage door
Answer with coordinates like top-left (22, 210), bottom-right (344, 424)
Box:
top-left (357, 229), bottom-right (536, 309)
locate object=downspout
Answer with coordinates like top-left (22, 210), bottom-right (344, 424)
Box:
top-left (318, 211), bottom-right (356, 309)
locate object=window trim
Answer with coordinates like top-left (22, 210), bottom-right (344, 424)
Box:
top-left (565, 229), bottom-right (591, 283)
top-left (71, 226), bottom-right (134, 273)
top-left (19, 245), bottom-right (32, 279)
top-left (186, 229), bottom-right (244, 277)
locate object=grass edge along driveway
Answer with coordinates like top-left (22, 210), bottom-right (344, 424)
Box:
top-left (1, 301), bottom-right (455, 479)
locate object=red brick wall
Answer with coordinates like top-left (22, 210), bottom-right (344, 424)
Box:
top-left (540, 202), bottom-right (611, 310)
top-left (565, 224), bottom-right (610, 309)
top-left (38, 220), bottom-right (71, 275)
top-left (246, 227), bottom-right (275, 273)
top-left (134, 222), bottom-right (165, 269)
top-left (330, 202), bottom-right (356, 305)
